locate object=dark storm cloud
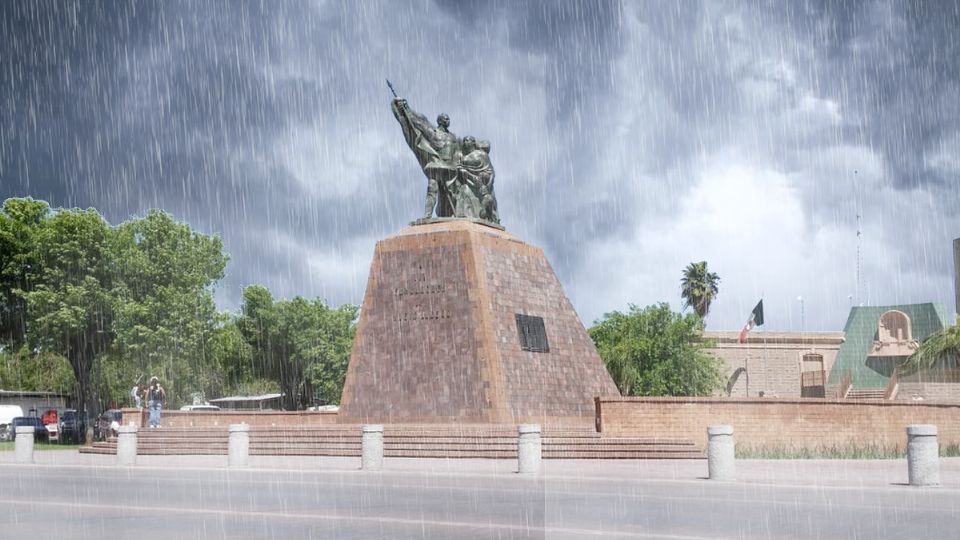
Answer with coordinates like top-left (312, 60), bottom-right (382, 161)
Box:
top-left (1, 0), bottom-right (958, 328)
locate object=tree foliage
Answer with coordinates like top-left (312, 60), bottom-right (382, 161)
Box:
top-left (0, 345), bottom-right (75, 395)
top-left (680, 261), bottom-right (720, 319)
top-left (16, 205), bottom-right (115, 414)
top-left (107, 210), bottom-right (227, 406)
top-left (900, 317), bottom-right (960, 376)
top-left (237, 286), bottom-right (357, 410)
top-left (589, 303), bottom-right (725, 396)
top-left (0, 197), bottom-right (364, 413)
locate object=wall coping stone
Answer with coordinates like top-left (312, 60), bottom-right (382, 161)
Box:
top-left (707, 425), bottom-right (734, 436)
top-left (596, 396), bottom-right (960, 408)
top-left (907, 424), bottom-right (938, 436)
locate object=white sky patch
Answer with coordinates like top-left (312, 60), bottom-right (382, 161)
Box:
top-left (924, 131), bottom-right (960, 176)
top-left (570, 151), bottom-right (874, 330)
top-left (274, 122), bottom-right (400, 200)
top-left (246, 227), bottom-right (373, 307)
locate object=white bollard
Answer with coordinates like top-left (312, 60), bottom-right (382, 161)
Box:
top-left (907, 425), bottom-right (939, 487)
top-left (517, 424), bottom-right (542, 474)
top-left (361, 424), bottom-right (384, 471)
top-left (15, 426), bottom-right (34, 464)
top-left (116, 424), bottom-right (138, 466)
top-left (707, 425), bottom-right (735, 481)
top-left (228, 424), bottom-right (250, 468)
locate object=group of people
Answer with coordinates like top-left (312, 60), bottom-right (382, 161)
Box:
top-left (131, 376), bottom-right (166, 428)
top-left (391, 97), bottom-right (500, 223)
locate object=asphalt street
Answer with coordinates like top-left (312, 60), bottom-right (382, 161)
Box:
top-left (1, 460), bottom-right (958, 539)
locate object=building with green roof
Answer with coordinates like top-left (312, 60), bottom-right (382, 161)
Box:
top-left (827, 303), bottom-right (952, 390)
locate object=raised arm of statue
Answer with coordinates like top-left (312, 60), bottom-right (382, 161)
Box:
top-left (391, 98), bottom-right (441, 171)
top-left (392, 99), bottom-right (436, 142)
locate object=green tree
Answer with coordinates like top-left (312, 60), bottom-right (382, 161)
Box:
top-left (0, 345), bottom-right (75, 394)
top-left (237, 286), bottom-right (357, 409)
top-left (109, 210), bottom-right (227, 406)
top-left (589, 303), bottom-right (724, 396)
top-left (0, 198), bottom-right (49, 346)
top-left (302, 301), bottom-right (358, 405)
top-left (1, 199), bottom-right (231, 412)
top-left (900, 317), bottom-right (960, 375)
top-left (16, 207), bottom-right (115, 414)
top-left (207, 315), bottom-right (256, 397)
top-left (680, 261), bottom-right (720, 319)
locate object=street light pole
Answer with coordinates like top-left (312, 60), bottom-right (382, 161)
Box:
top-left (797, 296), bottom-right (805, 334)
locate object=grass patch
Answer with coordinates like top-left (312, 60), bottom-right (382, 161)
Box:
top-left (0, 441), bottom-right (83, 451)
top-left (737, 443), bottom-right (960, 460)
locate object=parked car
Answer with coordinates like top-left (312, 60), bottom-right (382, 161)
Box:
top-left (41, 409), bottom-right (59, 442)
top-left (94, 409), bottom-right (122, 441)
top-left (0, 405), bottom-right (24, 442)
top-left (59, 409), bottom-right (86, 444)
top-left (178, 405), bottom-right (220, 411)
top-left (11, 417), bottom-right (49, 442)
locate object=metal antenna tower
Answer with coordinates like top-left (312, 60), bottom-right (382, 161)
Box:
top-left (856, 213), bottom-right (862, 304)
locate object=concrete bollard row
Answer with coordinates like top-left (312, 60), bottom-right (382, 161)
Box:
top-left (907, 424), bottom-right (939, 487)
top-left (517, 424), bottom-right (542, 474)
top-left (228, 424), bottom-right (250, 468)
top-left (361, 424), bottom-right (384, 471)
top-left (707, 425), bottom-right (735, 481)
top-left (15, 426), bottom-right (34, 464)
top-left (116, 424), bottom-right (139, 466)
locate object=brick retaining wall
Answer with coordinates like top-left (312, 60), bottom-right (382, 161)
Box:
top-left (120, 408), bottom-right (339, 428)
top-left (596, 397), bottom-right (960, 451)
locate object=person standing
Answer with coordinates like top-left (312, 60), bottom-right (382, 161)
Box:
top-left (131, 383), bottom-right (143, 408)
top-left (146, 377), bottom-right (166, 428)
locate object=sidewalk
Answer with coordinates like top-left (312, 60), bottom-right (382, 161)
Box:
top-left (3, 449), bottom-right (959, 490)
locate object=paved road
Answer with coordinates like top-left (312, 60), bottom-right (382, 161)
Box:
top-left (1, 460), bottom-right (958, 539)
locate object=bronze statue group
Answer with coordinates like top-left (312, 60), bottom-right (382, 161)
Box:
top-left (391, 97), bottom-right (499, 224)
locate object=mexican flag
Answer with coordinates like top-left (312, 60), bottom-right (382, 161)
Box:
top-left (737, 300), bottom-right (764, 344)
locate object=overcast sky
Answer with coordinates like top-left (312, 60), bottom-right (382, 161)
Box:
top-left (1, 0), bottom-right (958, 331)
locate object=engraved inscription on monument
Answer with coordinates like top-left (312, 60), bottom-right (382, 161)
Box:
top-left (388, 251), bottom-right (455, 322)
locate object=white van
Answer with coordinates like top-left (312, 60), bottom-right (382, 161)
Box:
top-left (0, 405), bottom-right (25, 441)
top-left (179, 405), bottom-right (220, 412)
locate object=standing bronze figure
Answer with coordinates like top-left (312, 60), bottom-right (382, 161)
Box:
top-left (388, 82), bottom-right (500, 224)
top-left (390, 97), bottom-right (460, 219)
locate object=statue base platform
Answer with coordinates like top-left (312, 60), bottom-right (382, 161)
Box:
top-left (410, 216), bottom-right (505, 231)
top-left (338, 220), bottom-right (618, 424)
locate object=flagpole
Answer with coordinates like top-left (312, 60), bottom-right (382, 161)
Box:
top-left (745, 354), bottom-right (750, 398)
top-left (739, 298), bottom-right (765, 398)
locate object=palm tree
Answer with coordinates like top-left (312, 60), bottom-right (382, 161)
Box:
top-left (680, 261), bottom-right (720, 319)
top-left (900, 317), bottom-right (960, 375)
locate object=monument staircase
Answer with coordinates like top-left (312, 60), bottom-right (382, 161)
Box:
top-left (844, 388), bottom-right (888, 400)
top-left (842, 369), bottom-right (900, 400)
top-left (80, 424), bottom-right (703, 459)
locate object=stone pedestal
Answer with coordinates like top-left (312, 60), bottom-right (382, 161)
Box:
top-left (15, 426), bottom-right (33, 464)
top-left (707, 425), bottom-right (735, 481)
top-left (907, 425), bottom-right (939, 487)
top-left (339, 221), bottom-right (618, 424)
top-left (116, 425), bottom-right (138, 466)
top-left (362, 424), bottom-right (384, 471)
top-left (228, 424), bottom-right (250, 468)
top-left (517, 424), bottom-right (542, 474)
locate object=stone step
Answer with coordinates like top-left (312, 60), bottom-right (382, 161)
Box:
top-left (541, 451), bottom-right (702, 459)
top-left (95, 437), bottom-right (693, 449)
top-left (846, 391), bottom-right (887, 400)
top-left (79, 425), bottom-right (703, 460)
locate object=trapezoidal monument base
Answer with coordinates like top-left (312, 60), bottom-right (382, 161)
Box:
top-left (338, 220), bottom-right (618, 425)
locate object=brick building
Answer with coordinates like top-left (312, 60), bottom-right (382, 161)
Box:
top-left (703, 331), bottom-right (843, 398)
top-left (705, 302), bottom-right (958, 401)
top-left (827, 303), bottom-right (956, 400)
